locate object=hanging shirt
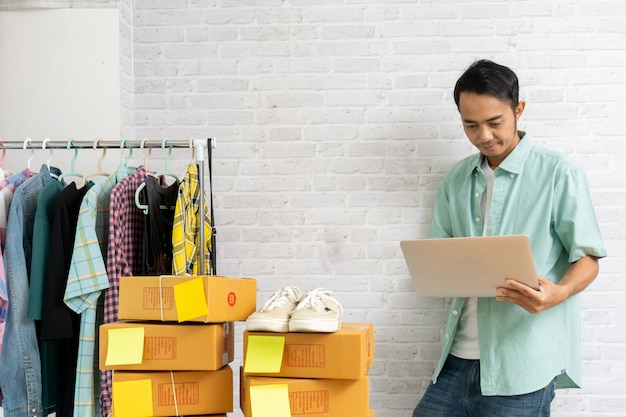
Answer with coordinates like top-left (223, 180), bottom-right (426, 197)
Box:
top-left (100, 166), bottom-right (148, 417)
top-left (65, 165), bottom-right (130, 417)
top-left (172, 163), bottom-right (212, 275)
top-left (0, 164), bottom-right (59, 417)
top-left (41, 182), bottom-right (91, 417)
top-left (26, 178), bottom-right (64, 413)
top-left (0, 168), bottom-right (30, 360)
top-left (28, 179), bottom-right (64, 319)
top-left (140, 175), bottom-right (178, 275)
top-left (0, 168), bottom-right (31, 245)
top-left (0, 233), bottom-right (6, 362)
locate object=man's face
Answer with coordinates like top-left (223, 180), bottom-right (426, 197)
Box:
top-left (458, 92), bottom-right (525, 168)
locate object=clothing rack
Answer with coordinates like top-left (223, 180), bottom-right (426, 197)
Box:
top-left (0, 137), bottom-right (216, 275)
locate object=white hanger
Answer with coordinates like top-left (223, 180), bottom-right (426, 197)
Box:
top-left (23, 138), bottom-right (34, 171)
top-left (80, 138), bottom-right (109, 188)
top-left (42, 138), bottom-right (53, 168)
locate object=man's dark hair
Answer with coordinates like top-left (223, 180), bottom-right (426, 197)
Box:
top-left (453, 59), bottom-right (519, 112)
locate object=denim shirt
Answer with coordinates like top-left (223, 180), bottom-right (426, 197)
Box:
top-left (0, 165), bottom-right (58, 417)
top-left (429, 134), bottom-right (607, 396)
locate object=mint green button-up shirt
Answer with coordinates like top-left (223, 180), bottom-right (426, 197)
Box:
top-left (429, 133), bottom-right (607, 396)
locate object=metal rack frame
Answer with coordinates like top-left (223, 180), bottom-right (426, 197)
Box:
top-left (0, 137), bottom-right (216, 275)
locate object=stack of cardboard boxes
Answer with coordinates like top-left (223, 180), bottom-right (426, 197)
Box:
top-left (99, 275), bottom-right (257, 417)
top-left (241, 322), bottom-right (375, 417)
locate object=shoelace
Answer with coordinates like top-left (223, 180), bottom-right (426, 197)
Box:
top-left (259, 286), bottom-right (302, 312)
top-left (294, 288), bottom-right (344, 315)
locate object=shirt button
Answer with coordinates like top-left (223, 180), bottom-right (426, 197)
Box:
top-left (474, 192), bottom-right (480, 198)
top-left (475, 217), bottom-right (481, 223)
top-left (453, 310), bottom-right (459, 316)
top-left (445, 333), bottom-right (450, 340)
top-left (509, 174), bottom-right (514, 179)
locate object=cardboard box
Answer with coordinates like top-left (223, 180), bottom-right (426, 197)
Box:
top-left (118, 275), bottom-right (256, 322)
top-left (100, 322), bottom-right (234, 371)
top-left (243, 323), bottom-right (374, 380)
top-left (342, 322), bottom-right (374, 370)
top-left (240, 371), bottom-right (369, 417)
top-left (112, 366), bottom-right (233, 416)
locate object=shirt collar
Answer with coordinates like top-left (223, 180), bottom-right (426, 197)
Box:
top-left (38, 163), bottom-right (63, 179)
top-left (467, 131), bottom-right (532, 176)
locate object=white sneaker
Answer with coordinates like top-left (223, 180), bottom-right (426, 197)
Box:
top-left (246, 286), bottom-right (303, 332)
top-left (288, 288), bottom-right (343, 333)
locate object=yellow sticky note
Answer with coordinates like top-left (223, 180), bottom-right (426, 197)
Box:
top-left (173, 278), bottom-right (208, 322)
top-left (244, 335), bottom-right (285, 373)
top-left (250, 384), bottom-right (291, 417)
top-left (105, 327), bottom-right (145, 366)
top-left (113, 379), bottom-right (153, 417)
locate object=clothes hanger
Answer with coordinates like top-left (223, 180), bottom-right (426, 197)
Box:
top-left (189, 137), bottom-right (195, 163)
top-left (24, 138), bottom-right (34, 172)
top-left (154, 139), bottom-right (180, 184)
top-left (135, 138), bottom-right (152, 214)
top-left (134, 137), bottom-right (160, 213)
top-left (134, 138), bottom-right (178, 215)
top-left (80, 138), bottom-right (110, 188)
top-left (42, 138), bottom-right (53, 168)
top-left (141, 137), bottom-right (152, 171)
top-left (120, 138), bottom-right (134, 169)
top-left (58, 139), bottom-right (84, 182)
top-left (0, 138), bottom-right (6, 181)
top-left (42, 138), bottom-right (59, 179)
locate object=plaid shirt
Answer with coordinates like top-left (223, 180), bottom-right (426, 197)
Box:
top-left (65, 166), bottom-right (129, 417)
top-left (172, 163), bottom-right (212, 275)
top-left (100, 167), bottom-right (147, 416)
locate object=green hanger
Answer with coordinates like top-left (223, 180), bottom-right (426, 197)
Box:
top-left (58, 139), bottom-right (84, 182)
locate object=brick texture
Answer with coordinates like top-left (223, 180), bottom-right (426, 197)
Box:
top-left (118, 2), bottom-right (626, 416)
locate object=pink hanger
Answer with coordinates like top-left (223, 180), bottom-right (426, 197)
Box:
top-left (0, 139), bottom-right (5, 180)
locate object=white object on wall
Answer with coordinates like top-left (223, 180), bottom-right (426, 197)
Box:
top-left (0, 8), bottom-right (121, 174)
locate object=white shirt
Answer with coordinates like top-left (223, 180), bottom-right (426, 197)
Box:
top-left (450, 157), bottom-right (494, 360)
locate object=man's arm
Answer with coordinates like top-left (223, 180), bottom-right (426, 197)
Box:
top-left (496, 254), bottom-right (600, 314)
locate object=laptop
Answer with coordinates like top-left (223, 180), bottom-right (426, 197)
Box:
top-left (400, 235), bottom-right (539, 297)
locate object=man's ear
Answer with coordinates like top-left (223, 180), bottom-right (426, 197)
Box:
top-left (515, 101), bottom-right (526, 121)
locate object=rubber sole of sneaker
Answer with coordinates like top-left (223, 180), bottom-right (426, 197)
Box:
top-left (288, 319), bottom-right (339, 333)
top-left (246, 318), bottom-right (290, 333)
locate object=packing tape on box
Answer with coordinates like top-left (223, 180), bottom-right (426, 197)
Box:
top-left (159, 275), bottom-right (165, 322)
top-left (169, 370), bottom-right (180, 416)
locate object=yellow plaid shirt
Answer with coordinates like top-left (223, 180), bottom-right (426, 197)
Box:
top-left (172, 163), bottom-right (212, 275)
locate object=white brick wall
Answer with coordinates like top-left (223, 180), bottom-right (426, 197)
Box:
top-left (121, 1), bottom-right (626, 416)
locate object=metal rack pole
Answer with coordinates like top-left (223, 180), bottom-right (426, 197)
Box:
top-left (0, 138), bottom-right (199, 149)
top-left (193, 138), bottom-right (207, 276)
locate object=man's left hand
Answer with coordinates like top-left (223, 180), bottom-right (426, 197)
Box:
top-left (496, 277), bottom-right (569, 314)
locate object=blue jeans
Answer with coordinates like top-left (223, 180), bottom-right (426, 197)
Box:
top-left (413, 355), bottom-right (556, 417)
